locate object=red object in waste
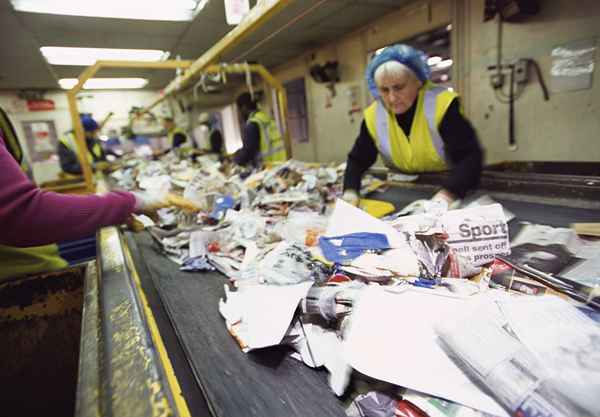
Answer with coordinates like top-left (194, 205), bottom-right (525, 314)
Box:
top-left (207, 242), bottom-right (220, 252)
top-left (395, 399), bottom-right (429, 417)
top-left (328, 274), bottom-right (351, 284)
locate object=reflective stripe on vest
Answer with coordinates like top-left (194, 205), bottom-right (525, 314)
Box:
top-left (90, 141), bottom-right (103, 160)
top-left (248, 111), bottom-right (285, 163)
top-left (0, 243), bottom-right (68, 282)
top-left (375, 86), bottom-right (449, 167)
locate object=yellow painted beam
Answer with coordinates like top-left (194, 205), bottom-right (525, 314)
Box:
top-left (163, 0), bottom-right (292, 96)
top-left (66, 92), bottom-right (94, 192)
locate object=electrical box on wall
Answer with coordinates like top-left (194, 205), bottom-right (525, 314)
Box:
top-left (514, 59), bottom-right (529, 84)
top-left (497, 0), bottom-right (539, 22)
top-left (484, 0), bottom-right (539, 22)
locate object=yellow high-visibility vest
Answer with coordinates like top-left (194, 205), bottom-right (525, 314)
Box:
top-left (364, 81), bottom-right (457, 173)
top-left (1, 135), bottom-right (67, 281)
top-left (248, 110), bottom-right (286, 164)
top-left (0, 106), bottom-right (31, 176)
top-left (59, 132), bottom-right (103, 163)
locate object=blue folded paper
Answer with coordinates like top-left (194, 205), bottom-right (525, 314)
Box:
top-left (319, 232), bottom-right (390, 263)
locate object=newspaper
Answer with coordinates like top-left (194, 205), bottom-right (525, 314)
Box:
top-left (392, 204), bottom-right (510, 266)
top-left (499, 296), bottom-right (600, 416)
top-left (509, 224), bottom-right (600, 290)
top-left (437, 294), bottom-right (598, 417)
top-left (343, 286), bottom-right (508, 416)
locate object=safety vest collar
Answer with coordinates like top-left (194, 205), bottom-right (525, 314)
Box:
top-left (375, 83), bottom-right (449, 168)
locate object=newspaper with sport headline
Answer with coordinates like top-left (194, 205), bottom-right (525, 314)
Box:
top-left (391, 204), bottom-right (510, 266)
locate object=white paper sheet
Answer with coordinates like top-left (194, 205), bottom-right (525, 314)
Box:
top-left (326, 199), bottom-right (409, 249)
top-left (189, 230), bottom-right (218, 258)
top-left (499, 296), bottom-right (600, 416)
top-left (343, 286), bottom-right (508, 416)
top-left (219, 281), bottom-right (313, 350)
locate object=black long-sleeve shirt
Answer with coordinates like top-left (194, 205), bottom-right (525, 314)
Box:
top-left (233, 121), bottom-right (260, 166)
top-left (209, 129), bottom-right (223, 155)
top-left (343, 98), bottom-right (483, 198)
top-left (172, 132), bottom-right (187, 149)
top-left (58, 136), bottom-right (106, 175)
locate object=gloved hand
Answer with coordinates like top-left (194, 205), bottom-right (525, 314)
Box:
top-left (341, 189), bottom-right (360, 207)
top-left (431, 189), bottom-right (457, 205)
top-left (132, 191), bottom-right (169, 218)
top-left (93, 160), bottom-right (111, 172)
top-left (397, 190), bottom-right (459, 217)
top-left (397, 199), bottom-right (428, 216)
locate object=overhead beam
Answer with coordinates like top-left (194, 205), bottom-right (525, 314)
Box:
top-left (162, 0), bottom-right (293, 97)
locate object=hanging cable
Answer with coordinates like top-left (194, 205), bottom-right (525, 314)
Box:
top-left (528, 58), bottom-right (550, 101)
top-left (508, 65), bottom-right (516, 151)
top-left (244, 62), bottom-right (254, 100)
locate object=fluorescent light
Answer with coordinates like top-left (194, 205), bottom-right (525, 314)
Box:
top-left (59, 78), bottom-right (148, 90)
top-left (11, 0), bottom-right (201, 21)
top-left (41, 47), bottom-right (169, 66)
top-left (427, 56), bottom-right (442, 66)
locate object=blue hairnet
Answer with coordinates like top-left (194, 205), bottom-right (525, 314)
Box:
top-left (366, 44), bottom-right (431, 99)
top-left (80, 115), bottom-right (99, 132)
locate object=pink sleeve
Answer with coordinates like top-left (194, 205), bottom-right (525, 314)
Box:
top-left (0, 137), bottom-right (136, 247)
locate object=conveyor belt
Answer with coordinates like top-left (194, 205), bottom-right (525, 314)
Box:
top-left (125, 232), bottom-right (347, 417)
top-left (376, 187), bottom-right (600, 236)
top-left (124, 187), bottom-right (599, 417)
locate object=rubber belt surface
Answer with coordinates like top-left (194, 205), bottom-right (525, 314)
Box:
top-left (125, 232), bottom-right (347, 417)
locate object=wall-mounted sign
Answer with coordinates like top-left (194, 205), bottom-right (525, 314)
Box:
top-left (550, 39), bottom-right (596, 93)
top-left (27, 99), bottom-right (56, 111)
top-left (21, 120), bottom-right (58, 162)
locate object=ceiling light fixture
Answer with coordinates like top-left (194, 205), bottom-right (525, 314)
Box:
top-left (40, 47), bottom-right (169, 66)
top-left (59, 78), bottom-right (148, 90)
top-left (11, 0), bottom-right (202, 21)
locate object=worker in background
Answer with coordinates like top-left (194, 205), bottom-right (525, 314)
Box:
top-left (162, 116), bottom-right (189, 152)
top-left (103, 128), bottom-right (123, 158)
top-left (342, 44), bottom-right (483, 208)
top-left (233, 92), bottom-right (286, 167)
top-left (197, 112), bottom-right (224, 158)
top-left (58, 114), bottom-right (107, 175)
top-left (0, 131), bottom-right (167, 280)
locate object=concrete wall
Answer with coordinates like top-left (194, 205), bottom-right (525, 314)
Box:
top-left (270, 0), bottom-right (600, 165)
top-left (0, 90), bottom-right (160, 183)
top-left (458, 0), bottom-right (600, 163)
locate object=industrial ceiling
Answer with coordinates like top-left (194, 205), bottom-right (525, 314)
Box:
top-left (0, 0), bottom-right (409, 91)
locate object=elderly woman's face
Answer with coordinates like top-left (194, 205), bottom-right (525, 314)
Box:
top-left (377, 71), bottom-right (421, 114)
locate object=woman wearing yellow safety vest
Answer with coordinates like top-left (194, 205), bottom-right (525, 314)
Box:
top-left (58, 114), bottom-right (107, 175)
top-left (233, 92), bottom-right (286, 166)
top-left (162, 117), bottom-right (189, 151)
top-left (342, 44), bottom-right (483, 207)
